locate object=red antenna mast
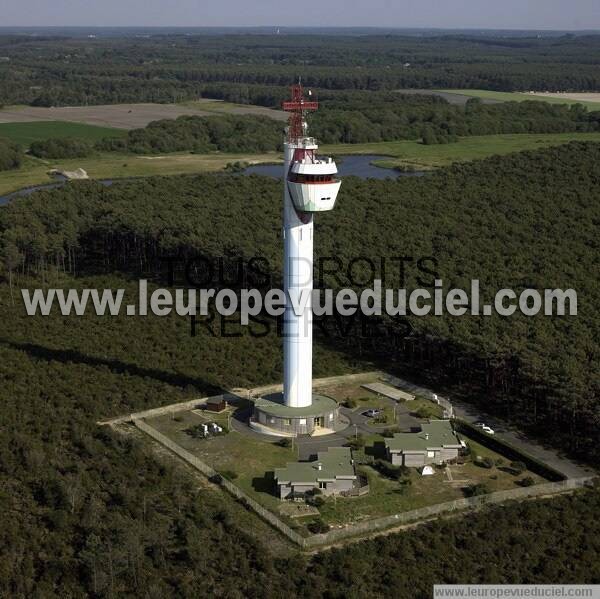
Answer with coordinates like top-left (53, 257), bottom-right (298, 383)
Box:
top-left (282, 83), bottom-right (318, 143)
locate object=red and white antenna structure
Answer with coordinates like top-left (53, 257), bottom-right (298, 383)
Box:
top-left (282, 83), bottom-right (319, 143)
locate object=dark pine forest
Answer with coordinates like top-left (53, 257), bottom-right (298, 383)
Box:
top-left (0, 29), bottom-right (599, 599)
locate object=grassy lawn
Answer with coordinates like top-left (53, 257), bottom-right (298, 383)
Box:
top-left (0, 121), bottom-right (126, 146)
top-left (406, 398), bottom-right (444, 420)
top-left (318, 379), bottom-right (443, 425)
top-left (354, 394), bottom-right (397, 426)
top-left (322, 132), bottom-right (600, 170)
top-left (318, 465), bottom-right (458, 525)
top-left (317, 433), bottom-right (547, 527)
top-left (147, 407), bottom-right (548, 533)
top-left (317, 381), bottom-right (399, 425)
top-left (148, 410), bottom-right (297, 514)
top-left (437, 89), bottom-right (600, 111)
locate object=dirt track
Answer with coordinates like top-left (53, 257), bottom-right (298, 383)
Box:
top-left (394, 89), bottom-right (500, 105)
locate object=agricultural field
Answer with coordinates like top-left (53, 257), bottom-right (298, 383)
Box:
top-left (394, 89), bottom-right (502, 105)
top-left (0, 120), bottom-right (126, 146)
top-left (437, 89), bottom-right (600, 111)
top-left (0, 99), bottom-right (286, 131)
top-left (180, 99), bottom-right (288, 121)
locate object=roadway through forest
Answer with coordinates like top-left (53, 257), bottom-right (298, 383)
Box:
top-left (385, 376), bottom-right (593, 480)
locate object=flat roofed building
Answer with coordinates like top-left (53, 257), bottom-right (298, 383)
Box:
top-left (384, 420), bottom-right (462, 467)
top-left (361, 382), bottom-right (415, 402)
top-left (274, 447), bottom-right (357, 499)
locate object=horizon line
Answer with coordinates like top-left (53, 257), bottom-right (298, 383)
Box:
top-left (1, 25), bottom-right (600, 33)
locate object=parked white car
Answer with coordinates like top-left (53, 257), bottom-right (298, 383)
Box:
top-left (364, 408), bottom-right (382, 418)
top-left (474, 422), bottom-right (495, 434)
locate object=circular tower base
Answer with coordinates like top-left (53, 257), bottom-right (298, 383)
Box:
top-left (250, 393), bottom-right (339, 437)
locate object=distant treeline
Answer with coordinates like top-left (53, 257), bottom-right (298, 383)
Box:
top-left (27, 114), bottom-right (283, 159)
top-left (97, 114), bottom-right (283, 154)
top-left (2, 33), bottom-right (600, 106)
top-left (311, 92), bottom-right (600, 144)
top-left (27, 94), bottom-right (600, 160)
top-left (29, 137), bottom-right (94, 159)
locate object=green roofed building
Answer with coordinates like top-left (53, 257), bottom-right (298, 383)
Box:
top-left (384, 420), bottom-right (462, 467)
top-left (274, 447), bottom-right (358, 499)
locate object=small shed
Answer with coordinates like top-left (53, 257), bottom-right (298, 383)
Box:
top-left (361, 382), bottom-right (415, 402)
top-left (421, 465), bottom-right (435, 476)
top-left (205, 396), bottom-right (227, 412)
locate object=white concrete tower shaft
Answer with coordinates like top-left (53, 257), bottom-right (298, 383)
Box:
top-left (281, 84), bottom-right (341, 410)
top-left (282, 141), bottom-right (315, 408)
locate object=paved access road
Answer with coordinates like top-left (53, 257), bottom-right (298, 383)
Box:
top-left (230, 401), bottom-right (422, 460)
top-left (451, 399), bottom-right (593, 480)
top-left (381, 375), bottom-right (593, 479)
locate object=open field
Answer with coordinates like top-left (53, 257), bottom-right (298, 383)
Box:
top-left (0, 151), bottom-right (280, 197)
top-left (3, 132), bottom-right (600, 197)
top-left (395, 89), bottom-right (502, 105)
top-left (437, 89), bottom-right (600, 111)
top-left (0, 103), bottom-right (214, 129)
top-left (528, 92), bottom-right (600, 104)
top-left (0, 99), bottom-right (287, 130)
top-left (323, 132), bottom-right (600, 170)
top-left (180, 99), bottom-right (288, 121)
top-left (0, 120), bottom-right (126, 146)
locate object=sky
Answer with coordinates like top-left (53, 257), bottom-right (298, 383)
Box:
top-left (1, 0), bottom-right (599, 30)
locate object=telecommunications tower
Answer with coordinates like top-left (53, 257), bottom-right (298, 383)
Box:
top-left (251, 84), bottom-right (342, 436)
